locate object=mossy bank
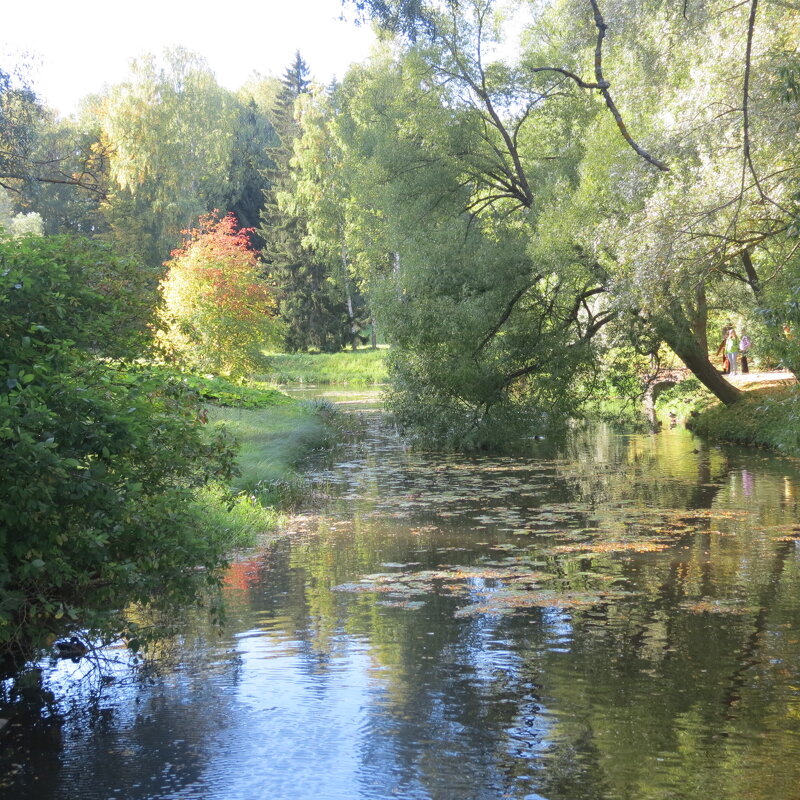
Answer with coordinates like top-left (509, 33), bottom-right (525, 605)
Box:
top-left (687, 385), bottom-right (800, 456)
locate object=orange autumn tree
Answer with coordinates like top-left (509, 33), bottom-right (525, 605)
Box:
top-left (157, 213), bottom-right (282, 376)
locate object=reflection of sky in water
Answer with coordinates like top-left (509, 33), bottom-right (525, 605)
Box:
top-left (6, 413), bottom-right (800, 800)
top-left (541, 608), bottom-right (573, 653)
top-left (174, 632), bottom-right (388, 800)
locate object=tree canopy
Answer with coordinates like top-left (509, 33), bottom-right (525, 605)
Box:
top-left (2, 1), bottom-right (799, 443)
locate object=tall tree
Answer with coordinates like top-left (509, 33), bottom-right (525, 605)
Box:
top-left (344, 0), bottom-right (800, 424)
top-left (1, 65), bottom-right (108, 213)
top-left (156, 212), bottom-right (282, 376)
top-left (223, 97), bottom-right (279, 243)
top-left (99, 49), bottom-right (240, 266)
top-left (259, 53), bottom-right (351, 353)
top-left (290, 87), bottom-right (371, 349)
top-left (333, 44), bottom-right (610, 446)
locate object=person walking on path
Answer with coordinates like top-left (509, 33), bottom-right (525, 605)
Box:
top-left (716, 325), bottom-right (733, 374)
top-left (740, 332), bottom-right (751, 373)
top-left (724, 328), bottom-right (740, 376)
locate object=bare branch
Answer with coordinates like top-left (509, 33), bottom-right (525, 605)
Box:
top-left (741, 0), bottom-right (770, 204)
top-left (528, 66), bottom-right (609, 90)
top-left (588, 0), bottom-right (670, 172)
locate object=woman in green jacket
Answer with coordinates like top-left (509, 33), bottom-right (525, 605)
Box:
top-left (724, 328), bottom-right (740, 376)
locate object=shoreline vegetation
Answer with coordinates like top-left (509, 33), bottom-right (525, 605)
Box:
top-left (657, 372), bottom-right (800, 456)
top-left (0, 352), bottom-right (374, 671)
top-left (166, 351), bottom-right (387, 547)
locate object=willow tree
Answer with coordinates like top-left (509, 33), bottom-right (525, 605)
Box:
top-left (334, 32), bottom-right (616, 446)
top-left (563, 0), bottom-right (800, 401)
top-left (99, 49), bottom-right (243, 266)
top-left (347, 0), bottom-right (800, 418)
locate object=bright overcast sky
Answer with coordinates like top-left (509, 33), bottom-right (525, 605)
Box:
top-left (1, 0), bottom-right (377, 116)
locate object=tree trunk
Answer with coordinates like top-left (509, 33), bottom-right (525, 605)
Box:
top-left (674, 340), bottom-right (743, 406)
top-left (654, 289), bottom-right (743, 406)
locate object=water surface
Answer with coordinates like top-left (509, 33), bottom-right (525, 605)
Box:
top-left (3, 405), bottom-right (800, 800)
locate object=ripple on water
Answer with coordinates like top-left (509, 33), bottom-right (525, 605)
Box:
top-left (8, 420), bottom-right (800, 800)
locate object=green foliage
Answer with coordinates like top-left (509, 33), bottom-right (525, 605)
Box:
top-left (0, 66), bottom-right (41, 189)
top-left (156, 212), bottom-right (282, 377)
top-left (0, 235), bottom-right (240, 663)
top-left (340, 0), bottom-right (800, 430)
top-left (127, 364), bottom-right (294, 408)
top-left (755, 259), bottom-right (800, 374)
top-left (98, 49), bottom-right (278, 266)
top-left (689, 386), bottom-right (800, 454)
top-left (0, 233), bottom-right (156, 358)
top-left (654, 377), bottom-right (715, 420)
top-left (259, 54), bottom-right (354, 353)
top-left (223, 98), bottom-right (279, 237)
top-left (191, 484), bottom-right (283, 550)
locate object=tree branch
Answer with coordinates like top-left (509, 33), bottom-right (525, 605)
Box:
top-left (472, 279), bottom-right (537, 357)
top-left (588, 0), bottom-right (670, 172)
top-left (528, 66), bottom-right (609, 90)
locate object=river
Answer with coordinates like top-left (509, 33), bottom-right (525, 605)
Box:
top-left (3, 393), bottom-right (800, 800)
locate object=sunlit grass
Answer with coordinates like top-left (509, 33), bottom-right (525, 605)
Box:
top-left (207, 400), bottom-right (348, 508)
top-left (192, 484), bottom-right (283, 549)
top-left (189, 378), bottom-right (349, 546)
top-left (262, 347), bottom-right (388, 386)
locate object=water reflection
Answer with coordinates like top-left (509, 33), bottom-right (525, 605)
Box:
top-left (3, 414), bottom-right (800, 800)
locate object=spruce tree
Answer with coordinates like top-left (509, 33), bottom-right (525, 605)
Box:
top-left (259, 53), bottom-right (350, 353)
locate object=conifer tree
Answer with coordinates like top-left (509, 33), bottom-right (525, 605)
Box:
top-left (258, 53), bottom-right (350, 353)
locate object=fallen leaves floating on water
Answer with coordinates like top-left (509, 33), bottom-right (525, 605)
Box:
top-left (454, 589), bottom-right (624, 617)
top-left (679, 598), bottom-right (753, 615)
top-left (548, 540), bottom-right (673, 555)
top-left (332, 562), bottom-right (633, 618)
top-left (301, 421), bottom-right (800, 627)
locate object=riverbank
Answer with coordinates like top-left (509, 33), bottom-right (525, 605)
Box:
top-left (193, 374), bottom-right (355, 546)
top-left (673, 371), bottom-right (800, 455)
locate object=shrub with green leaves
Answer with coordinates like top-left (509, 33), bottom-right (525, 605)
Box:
top-left (0, 235), bottom-right (237, 665)
top-left (156, 213), bottom-right (283, 377)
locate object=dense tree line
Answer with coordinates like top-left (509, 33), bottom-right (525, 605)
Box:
top-left (0, 50), bottom-right (367, 354)
top-left (333, 0), bottom-right (800, 445)
top-left (2, 3), bottom-right (799, 423)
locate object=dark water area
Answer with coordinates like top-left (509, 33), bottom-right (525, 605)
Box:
top-left (4, 398), bottom-right (800, 800)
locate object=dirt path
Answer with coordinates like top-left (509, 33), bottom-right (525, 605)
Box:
top-left (729, 370), bottom-right (796, 388)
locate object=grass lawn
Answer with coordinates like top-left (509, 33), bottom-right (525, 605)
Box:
top-left (207, 402), bottom-right (335, 492)
top-left (155, 367), bottom-right (350, 547)
top-left (263, 347), bottom-right (388, 386)
top-left (688, 383), bottom-right (800, 455)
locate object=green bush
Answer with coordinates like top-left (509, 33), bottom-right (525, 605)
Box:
top-left (0, 235), bottom-right (237, 665)
top-left (0, 233), bottom-right (157, 359)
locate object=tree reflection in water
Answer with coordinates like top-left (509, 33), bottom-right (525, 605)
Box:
top-left (3, 416), bottom-right (800, 800)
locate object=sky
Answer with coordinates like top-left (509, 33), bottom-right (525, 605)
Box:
top-left (1, 0), bottom-right (378, 116)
